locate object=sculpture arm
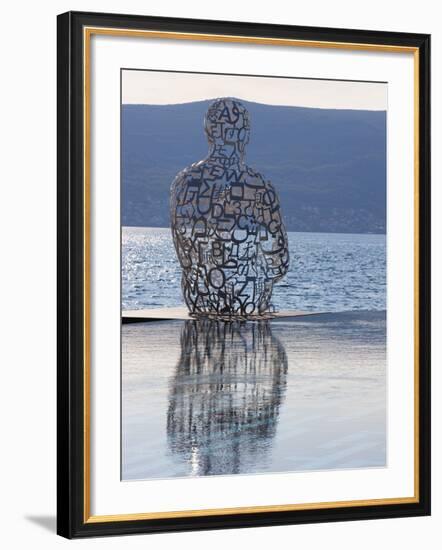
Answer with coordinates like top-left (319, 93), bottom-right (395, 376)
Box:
top-left (170, 169), bottom-right (196, 270)
top-left (258, 180), bottom-right (290, 282)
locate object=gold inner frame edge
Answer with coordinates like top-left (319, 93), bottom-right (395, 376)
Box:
top-left (82, 26), bottom-right (420, 524)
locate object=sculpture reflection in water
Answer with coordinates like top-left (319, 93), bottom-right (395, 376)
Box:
top-left (167, 319), bottom-right (288, 476)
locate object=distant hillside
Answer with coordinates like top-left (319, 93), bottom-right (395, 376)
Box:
top-left (122, 100), bottom-right (386, 234)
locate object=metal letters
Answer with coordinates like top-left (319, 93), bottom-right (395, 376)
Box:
top-left (170, 98), bottom-right (290, 318)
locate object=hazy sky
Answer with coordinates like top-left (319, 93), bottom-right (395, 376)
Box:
top-left (122, 69), bottom-right (387, 111)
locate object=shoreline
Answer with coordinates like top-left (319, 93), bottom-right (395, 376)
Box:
top-left (122, 225), bottom-right (387, 238)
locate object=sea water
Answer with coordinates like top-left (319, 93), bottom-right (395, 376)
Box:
top-left (122, 226), bottom-right (386, 312)
top-left (121, 227), bottom-right (386, 479)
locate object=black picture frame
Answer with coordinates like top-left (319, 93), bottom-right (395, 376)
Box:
top-left (57, 10), bottom-right (431, 539)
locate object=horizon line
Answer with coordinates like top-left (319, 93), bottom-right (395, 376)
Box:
top-left (122, 225), bottom-right (386, 237)
top-left (121, 99), bottom-right (387, 112)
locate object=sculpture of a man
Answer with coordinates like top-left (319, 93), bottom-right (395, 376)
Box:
top-left (170, 97), bottom-right (289, 317)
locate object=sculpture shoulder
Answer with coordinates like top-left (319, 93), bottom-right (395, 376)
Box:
top-left (170, 161), bottom-right (204, 193)
top-left (244, 165), bottom-right (278, 195)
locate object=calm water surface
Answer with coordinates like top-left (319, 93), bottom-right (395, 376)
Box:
top-left (122, 312), bottom-right (386, 480)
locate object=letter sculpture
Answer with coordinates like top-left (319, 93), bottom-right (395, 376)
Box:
top-left (170, 98), bottom-right (289, 318)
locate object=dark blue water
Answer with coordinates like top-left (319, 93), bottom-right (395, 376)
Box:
top-left (122, 227), bottom-right (386, 313)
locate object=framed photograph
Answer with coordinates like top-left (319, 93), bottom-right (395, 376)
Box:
top-left (57, 11), bottom-right (431, 538)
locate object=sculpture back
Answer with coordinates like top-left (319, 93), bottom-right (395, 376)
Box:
top-left (170, 98), bottom-right (289, 318)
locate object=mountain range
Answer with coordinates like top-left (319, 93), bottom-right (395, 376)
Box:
top-left (122, 100), bottom-right (386, 234)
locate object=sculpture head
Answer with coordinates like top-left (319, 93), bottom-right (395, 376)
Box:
top-left (204, 98), bottom-right (250, 155)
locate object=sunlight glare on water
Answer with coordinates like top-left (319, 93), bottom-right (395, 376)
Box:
top-left (122, 226), bottom-right (386, 312)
